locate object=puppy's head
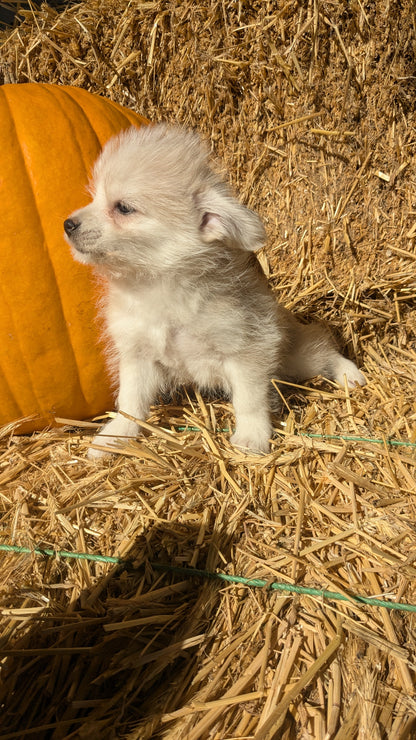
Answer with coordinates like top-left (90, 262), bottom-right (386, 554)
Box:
top-left (64, 124), bottom-right (266, 277)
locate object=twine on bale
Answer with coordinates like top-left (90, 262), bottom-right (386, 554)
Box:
top-left (2, 542), bottom-right (416, 614)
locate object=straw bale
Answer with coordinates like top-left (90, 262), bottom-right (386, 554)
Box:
top-left (1, 1), bottom-right (416, 738)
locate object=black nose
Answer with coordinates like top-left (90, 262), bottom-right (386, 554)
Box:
top-left (64, 218), bottom-right (80, 236)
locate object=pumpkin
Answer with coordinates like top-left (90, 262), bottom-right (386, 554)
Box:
top-left (0, 83), bottom-right (148, 433)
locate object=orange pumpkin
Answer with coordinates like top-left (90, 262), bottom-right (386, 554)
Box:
top-left (0, 83), bottom-right (148, 433)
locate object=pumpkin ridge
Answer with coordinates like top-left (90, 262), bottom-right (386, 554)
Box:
top-left (0, 282), bottom-right (26, 422)
top-left (57, 83), bottom-right (149, 136)
top-left (43, 84), bottom-right (100, 185)
top-left (0, 89), bottom-right (55, 419)
top-left (0, 371), bottom-right (24, 423)
top-left (1, 85), bottom-right (90, 418)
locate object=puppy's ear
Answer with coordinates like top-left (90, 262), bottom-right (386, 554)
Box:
top-left (195, 187), bottom-right (266, 252)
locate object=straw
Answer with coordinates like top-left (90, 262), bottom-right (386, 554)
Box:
top-left (1, 1), bottom-right (416, 737)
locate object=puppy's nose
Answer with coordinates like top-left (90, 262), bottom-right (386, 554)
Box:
top-left (64, 217), bottom-right (80, 236)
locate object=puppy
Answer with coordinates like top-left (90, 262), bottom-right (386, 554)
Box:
top-left (64, 124), bottom-right (365, 459)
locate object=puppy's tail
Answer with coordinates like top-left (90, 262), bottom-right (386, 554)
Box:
top-left (281, 311), bottom-right (366, 388)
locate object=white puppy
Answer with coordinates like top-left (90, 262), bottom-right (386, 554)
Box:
top-left (64, 124), bottom-right (365, 459)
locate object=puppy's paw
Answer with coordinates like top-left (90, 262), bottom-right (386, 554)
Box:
top-left (87, 415), bottom-right (139, 461)
top-left (231, 418), bottom-right (271, 454)
top-left (333, 357), bottom-right (366, 389)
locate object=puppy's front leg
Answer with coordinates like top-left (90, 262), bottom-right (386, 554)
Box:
top-left (225, 360), bottom-right (272, 454)
top-left (88, 354), bottom-right (163, 460)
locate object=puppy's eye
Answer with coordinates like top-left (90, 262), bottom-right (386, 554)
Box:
top-left (114, 201), bottom-right (135, 215)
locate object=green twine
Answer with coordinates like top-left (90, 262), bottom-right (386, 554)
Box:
top-left (303, 433), bottom-right (416, 449)
top-left (0, 544), bottom-right (121, 564)
top-left (175, 427), bottom-right (416, 449)
top-left (2, 543), bottom-right (416, 614)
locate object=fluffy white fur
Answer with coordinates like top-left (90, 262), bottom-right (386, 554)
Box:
top-left (64, 124), bottom-right (365, 459)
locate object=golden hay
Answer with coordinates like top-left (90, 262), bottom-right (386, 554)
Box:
top-left (1, 1), bottom-right (416, 738)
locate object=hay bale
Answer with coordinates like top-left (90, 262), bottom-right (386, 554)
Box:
top-left (1, 1), bottom-right (416, 738)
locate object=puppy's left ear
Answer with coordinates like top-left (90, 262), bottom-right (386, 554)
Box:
top-left (195, 186), bottom-right (266, 252)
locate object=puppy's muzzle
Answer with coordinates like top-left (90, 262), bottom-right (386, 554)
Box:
top-left (64, 217), bottom-right (81, 237)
